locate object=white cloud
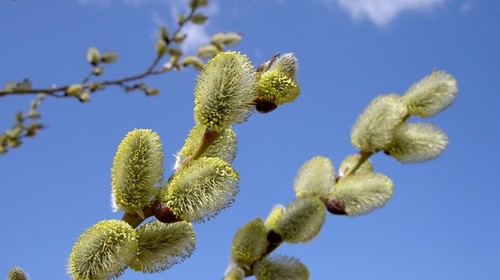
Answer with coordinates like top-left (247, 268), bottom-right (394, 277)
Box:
top-left (167, 0), bottom-right (219, 54)
top-left (330, 0), bottom-right (445, 26)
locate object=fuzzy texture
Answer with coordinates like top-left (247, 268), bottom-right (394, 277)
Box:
top-left (163, 157), bottom-right (239, 223)
top-left (270, 53), bottom-right (299, 78)
top-left (231, 218), bottom-right (269, 268)
top-left (274, 196), bottom-right (326, 243)
top-left (331, 173), bottom-right (394, 216)
top-left (257, 70), bottom-right (300, 105)
top-left (338, 154), bottom-right (374, 177)
top-left (8, 267), bottom-right (29, 280)
top-left (351, 94), bottom-right (407, 152)
top-left (254, 255), bottom-right (309, 280)
top-left (387, 123), bottom-right (448, 163)
top-left (176, 124), bottom-right (237, 168)
top-left (264, 204), bottom-right (285, 230)
top-left (111, 129), bottom-right (163, 215)
top-left (402, 70), bottom-right (458, 118)
top-left (132, 221), bottom-right (195, 273)
top-left (223, 265), bottom-right (245, 280)
top-left (294, 156), bottom-right (335, 200)
top-left (68, 220), bottom-right (138, 280)
top-left (194, 51), bottom-right (255, 132)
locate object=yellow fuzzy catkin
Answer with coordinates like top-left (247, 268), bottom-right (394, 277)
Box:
top-left (330, 173), bottom-right (393, 216)
top-left (194, 51), bottom-right (255, 132)
top-left (273, 196), bottom-right (326, 243)
top-left (387, 123), bottom-right (448, 163)
top-left (223, 265), bottom-right (245, 280)
top-left (351, 94), bottom-right (407, 152)
top-left (163, 157), bottom-right (239, 222)
top-left (68, 220), bottom-right (138, 280)
top-left (293, 156), bottom-right (335, 200)
top-left (264, 204), bottom-right (285, 230)
top-left (8, 267), bottom-right (29, 280)
top-left (402, 70), bottom-right (458, 118)
top-left (338, 154), bottom-right (374, 177)
top-left (176, 124), bottom-right (237, 168)
top-left (111, 129), bottom-right (163, 216)
top-left (254, 255), bottom-right (309, 280)
top-left (132, 221), bottom-right (195, 273)
top-left (231, 218), bottom-right (269, 268)
top-left (257, 69), bottom-right (300, 105)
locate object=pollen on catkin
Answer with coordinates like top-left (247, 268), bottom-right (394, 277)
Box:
top-left (402, 70), bottom-right (458, 118)
top-left (68, 220), bottom-right (138, 280)
top-left (387, 123), bottom-right (448, 163)
top-left (294, 156), bottom-right (335, 200)
top-left (273, 196), bottom-right (326, 243)
top-left (254, 255), bottom-right (309, 280)
top-left (8, 267), bottom-right (29, 280)
top-left (330, 173), bottom-right (394, 216)
top-left (111, 129), bottom-right (163, 215)
top-left (351, 94), bottom-right (407, 152)
top-left (231, 218), bottom-right (269, 268)
top-left (132, 221), bottom-right (196, 273)
top-left (257, 69), bottom-right (300, 105)
top-left (264, 204), bottom-right (285, 230)
top-left (162, 157), bottom-right (239, 223)
top-left (194, 51), bottom-right (255, 132)
top-left (176, 124), bottom-right (237, 168)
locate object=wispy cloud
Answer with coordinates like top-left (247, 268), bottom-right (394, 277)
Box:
top-left (166, 0), bottom-right (219, 54)
top-left (321, 0), bottom-right (446, 27)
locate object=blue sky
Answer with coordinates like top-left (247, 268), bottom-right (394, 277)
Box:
top-left (1, 0), bottom-right (499, 279)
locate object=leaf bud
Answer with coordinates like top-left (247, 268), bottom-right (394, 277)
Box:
top-left (386, 123), bottom-right (448, 163)
top-left (231, 218), bottom-right (269, 268)
top-left (78, 92), bottom-right (91, 103)
top-left (254, 255), bottom-right (309, 280)
top-left (190, 0), bottom-right (209, 9)
top-left (402, 70), bottom-right (458, 118)
top-left (197, 44), bottom-right (220, 58)
top-left (182, 56), bottom-right (205, 70)
top-left (294, 156), bottom-right (335, 200)
top-left (132, 221), bottom-right (195, 273)
top-left (145, 88), bottom-right (160, 96)
top-left (194, 51), bottom-right (255, 132)
top-left (162, 157), bottom-right (239, 223)
top-left (92, 66), bottom-right (104, 76)
top-left (155, 39), bottom-right (168, 57)
top-left (329, 173), bottom-right (393, 216)
top-left (68, 220), bottom-right (138, 280)
top-left (159, 26), bottom-right (169, 41)
top-left (86, 47), bottom-right (100, 66)
top-left (172, 33), bottom-right (187, 43)
top-left (66, 84), bottom-right (83, 96)
top-left (273, 196), bottom-right (326, 243)
top-left (351, 94), bottom-right (407, 152)
top-left (111, 129), bottom-right (164, 215)
top-left (223, 32), bottom-right (242, 46)
top-left (191, 13), bottom-right (208, 24)
top-left (177, 14), bottom-right (187, 25)
top-left (100, 51), bottom-right (118, 63)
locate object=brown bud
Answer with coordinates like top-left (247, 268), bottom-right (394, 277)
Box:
top-left (255, 97), bottom-right (277, 113)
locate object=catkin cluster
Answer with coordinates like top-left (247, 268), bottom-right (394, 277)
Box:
top-left (223, 70), bottom-right (457, 280)
top-left (68, 51), bottom-right (301, 280)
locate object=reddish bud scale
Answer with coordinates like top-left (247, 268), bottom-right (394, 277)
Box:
top-left (326, 199), bottom-right (346, 215)
top-left (153, 199), bottom-right (182, 223)
top-left (255, 97), bottom-right (277, 113)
